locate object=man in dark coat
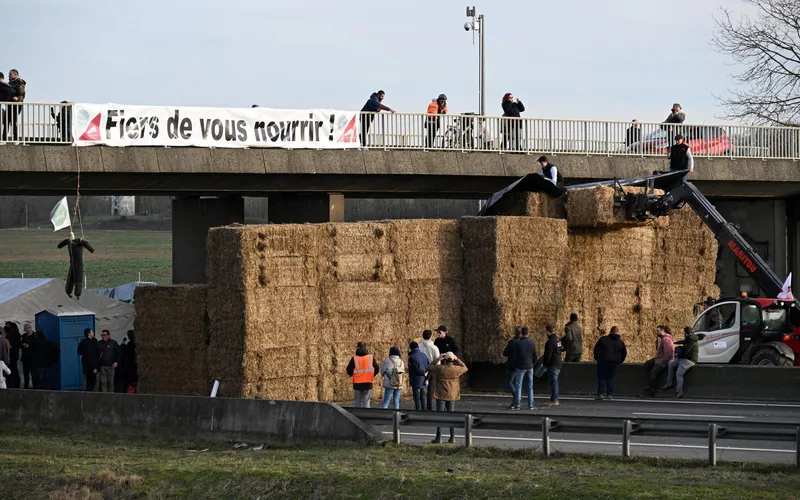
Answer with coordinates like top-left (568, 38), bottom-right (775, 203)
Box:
top-left (593, 326), bottom-right (627, 400)
top-left (433, 325), bottom-right (459, 357)
top-left (563, 313), bottom-right (583, 362)
top-left (359, 90), bottom-right (395, 147)
top-left (543, 325), bottom-right (563, 407)
top-left (502, 327), bottom-right (521, 405)
top-left (77, 328), bottom-right (100, 391)
top-left (4, 322), bottom-right (21, 388)
top-left (512, 327), bottom-right (537, 410)
top-left (663, 327), bottom-right (698, 398)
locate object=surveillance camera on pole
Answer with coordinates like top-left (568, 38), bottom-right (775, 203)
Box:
top-left (464, 6), bottom-right (485, 117)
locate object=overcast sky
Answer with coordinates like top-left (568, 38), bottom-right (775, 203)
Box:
top-left (11, 0), bottom-right (752, 123)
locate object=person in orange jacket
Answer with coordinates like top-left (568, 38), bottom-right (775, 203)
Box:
top-left (425, 94), bottom-right (448, 148)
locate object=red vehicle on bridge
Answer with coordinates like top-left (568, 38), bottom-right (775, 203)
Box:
top-left (627, 126), bottom-right (733, 156)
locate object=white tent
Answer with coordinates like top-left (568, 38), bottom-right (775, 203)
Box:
top-left (0, 278), bottom-right (135, 343)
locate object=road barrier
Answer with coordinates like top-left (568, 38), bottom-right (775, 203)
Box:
top-left (468, 362), bottom-right (800, 401)
top-left (0, 390), bottom-right (380, 445)
top-left (347, 407), bottom-right (800, 466)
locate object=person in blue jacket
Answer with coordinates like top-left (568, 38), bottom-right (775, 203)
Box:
top-left (408, 341), bottom-right (431, 410)
top-left (360, 90), bottom-right (395, 147)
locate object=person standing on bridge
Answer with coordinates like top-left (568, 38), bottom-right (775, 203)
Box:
top-left (625, 120), bottom-right (642, 152)
top-left (562, 313), bottom-right (583, 362)
top-left (0, 73), bottom-right (15, 142)
top-left (593, 327), bottom-right (627, 400)
top-left (663, 103), bottom-right (686, 148)
top-left (346, 341), bottom-right (380, 408)
top-left (501, 93), bottom-right (525, 151)
top-left (538, 156), bottom-right (564, 188)
top-left (7, 69), bottom-right (26, 142)
top-left (360, 90), bottom-right (395, 148)
top-left (543, 325), bottom-right (563, 407)
top-left (429, 351), bottom-right (468, 444)
top-left (643, 325), bottom-right (674, 397)
top-left (503, 327), bottom-right (521, 406)
top-left (662, 326), bottom-right (698, 399)
top-left (669, 134), bottom-right (694, 181)
top-left (425, 94), bottom-right (448, 149)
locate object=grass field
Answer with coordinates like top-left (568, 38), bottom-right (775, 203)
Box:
top-left (0, 228), bottom-right (172, 287)
top-left (1, 425), bottom-right (799, 499)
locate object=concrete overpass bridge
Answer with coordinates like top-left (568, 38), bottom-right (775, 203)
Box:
top-left (2, 103), bottom-right (799, 288)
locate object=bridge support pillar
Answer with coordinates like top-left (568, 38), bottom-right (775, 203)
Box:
top-left (172, 196), bottom-right (244, 284)
top-left (268, 193), bottom-right (344, 224)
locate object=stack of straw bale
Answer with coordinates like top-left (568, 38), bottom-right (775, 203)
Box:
top-left (485, 192), bottom-right (566, 218)
top-left (567, 186), bottom-right (668, 228)
top-left (560, 206), bottom-right (718, 362)
top-left (135, 285), bottom-right (209, 396)
top-left (461, 216), bottom-right (569, 363)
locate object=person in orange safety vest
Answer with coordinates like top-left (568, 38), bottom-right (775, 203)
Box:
top-left (425, 94), bottom-right (448, 149)
top-left (346, 341), bottom-right (380, 408)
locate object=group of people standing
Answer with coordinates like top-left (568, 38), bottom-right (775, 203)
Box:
top-left (0, 322), bottom-right (59, 389)
top-left (345, 325), bottom-right (466, 444)
top-left (77, 328), bottom-right (138, 393)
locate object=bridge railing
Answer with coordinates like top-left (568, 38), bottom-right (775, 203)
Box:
top-left (362, 112), bottom-right (798, 159)
top-left (2, 102), bottom-right (798, 160)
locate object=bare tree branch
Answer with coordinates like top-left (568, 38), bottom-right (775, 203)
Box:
top-left (713, 0), bottom-right (800, 126)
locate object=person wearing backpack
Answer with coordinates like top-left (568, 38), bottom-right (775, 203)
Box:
top-left (380, 346), bottom-right (405, 409)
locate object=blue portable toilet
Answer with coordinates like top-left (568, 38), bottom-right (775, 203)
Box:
top-left (35, 307), bottom-right (95, 391)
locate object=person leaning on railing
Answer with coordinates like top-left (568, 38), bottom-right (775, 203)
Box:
top-left (425, 94), bottom-right (447, 148)
top-left (359, 90), bottom-right (395, 148)
top-left (662, 103), bottom-right (686, 148)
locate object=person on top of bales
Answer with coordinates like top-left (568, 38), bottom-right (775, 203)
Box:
top-left (346, 341), bottom-right (380, 408)
top-left (538, 156), bottom-right (564, 187)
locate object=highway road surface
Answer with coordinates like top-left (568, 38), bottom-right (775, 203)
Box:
top-left (359, 394), bottom-right (800, 464)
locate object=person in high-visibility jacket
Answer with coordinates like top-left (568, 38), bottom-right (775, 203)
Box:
top-left (345, 341), bottom-right (380, 408)
top-left (425, 94), bottom-right (448, 149)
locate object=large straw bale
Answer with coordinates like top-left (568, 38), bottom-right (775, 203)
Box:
top-left (323, 222), bottom-right (391, 255)
top-left (319, 254), bottom-right (396, 283)
top-left (243, 376), bottom-right (318, 401)
top-left (322, 282), bottom-right (402, 315)
top-left (485, 192), bottom-right (567, 219)
top-left (394, 250), bottom-right (462, 282)
top-left (461, 216), bottom-right (568, 250)
top-left (206, 346), bottom-right (245, 397)
top-left (242, 344), bottom-right (321, 381)
top-left (567, 186), bottom-right (668, 228)
top-left (245, 287), bottom-right (320, 349)
top-left (138, 347), bottom-right (208, 396)
top-left (389, 219), bottom-right (461, 251)
top-left (319, 313), bottom-right (400, 344)
top-left (134, 285), bottom-right (208, 349)
top-left (206, 226), bottom-right (248, 289)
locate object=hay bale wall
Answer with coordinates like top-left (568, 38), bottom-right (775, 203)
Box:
top-left (204, 220), bottom-right (462, 402)
top-left (134, 285), bottom-right (209, 396)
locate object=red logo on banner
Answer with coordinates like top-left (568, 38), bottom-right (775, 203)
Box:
top-left (337, 115), bottom-right (358, 143)
top-left (79, 113), bottom-right (102, 141)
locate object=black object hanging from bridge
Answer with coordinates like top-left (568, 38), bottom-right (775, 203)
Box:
top-left (57, 236), bottom-right (95, 299)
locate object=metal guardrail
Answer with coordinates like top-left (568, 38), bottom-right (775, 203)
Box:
top-left (2, 102), bottom-right (799, 160)
top-left (347, 407), bottom-right (800, 466)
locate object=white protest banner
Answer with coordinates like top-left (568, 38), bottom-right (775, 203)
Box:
top-left (49, 197), bottom-right (71, 232)
top-left (71, 103), bottom-right (360, 149)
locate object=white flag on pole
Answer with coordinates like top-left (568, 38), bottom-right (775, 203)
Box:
top-left (49, 197), bottom-right (71, 232)
top-left (778, 272), bottom-right (793, 300)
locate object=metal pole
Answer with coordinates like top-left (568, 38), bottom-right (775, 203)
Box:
top-left (542, 417), bottom-right (551, 457)
top-left (708, 423), bottom-right (717, 466)
top-left (478, 14), bottom-right (485, 117)
top-left (622, 420), bottom-right (631, 458)
top-left (392, 411), bottom-right (401, 445)
top-left (465, 414), bottom-right (473, 448)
